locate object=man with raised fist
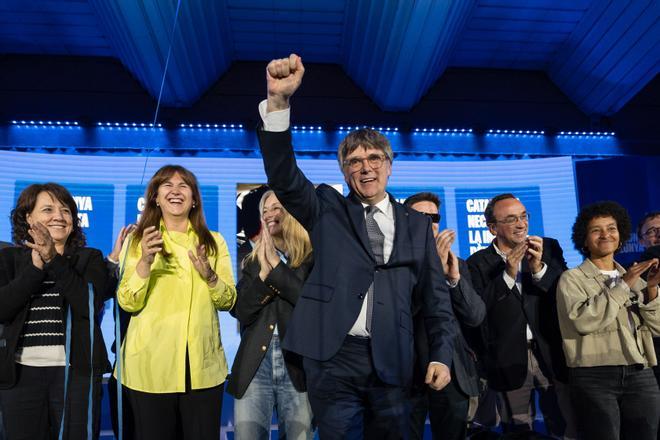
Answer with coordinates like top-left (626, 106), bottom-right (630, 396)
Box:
top-left (255, 54), bottom-right (456, 439)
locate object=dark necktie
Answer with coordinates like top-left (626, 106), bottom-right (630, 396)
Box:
top-left (365, 206), bottom-right (385, 332)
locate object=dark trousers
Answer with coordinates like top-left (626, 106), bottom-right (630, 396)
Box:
top-left (107, 375), bottom-right (134, 440)
top-left (303, 335), bottom-right (410, 440)
top-left (656, 364), bottom-right (660, 440)
top-left (570, 365), bottom-right (660, 440)
top-left (0, 364), bottom-right (102, 440)
top-left (127, 383), bottom-right (224, 440)
top-left (409, 376), bottom-right (469, 440)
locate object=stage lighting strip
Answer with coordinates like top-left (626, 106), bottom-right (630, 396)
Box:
top-left (338, 126), bottom-right (399, 132)
top-left (8, 121), bottom-right (616, 138)
top-left (485, 129), bottom-right (544, 137)
top-left (97, 122), bottom-right (163, 129)
top-left (414, 128), bottom-right (473, 136)
top-left (556, 131), bottom-right (615, 138)
top-left (178, 123), bottom-right (244, 130)
top-left (10, 120), bottom-right (80, 128)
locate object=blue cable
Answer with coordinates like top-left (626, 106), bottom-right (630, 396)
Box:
top-left (58, 305), bottom-right (72, 440)
top-left (139, 0), bottom-right (183, 186)
top-left (115, 235), bottom-right (132, 440)
top-left (87, 283), bottom-right (95, 439)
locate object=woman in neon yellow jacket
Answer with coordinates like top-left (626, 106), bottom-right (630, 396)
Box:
top-left (116, 165), bottom-right (236, 440)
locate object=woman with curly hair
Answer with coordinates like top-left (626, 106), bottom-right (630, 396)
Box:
top-left (228, 190), bottom-right (314, 440)
top-left (115, 165), bottom-right (236, 440)
top-left (557, 201), bottom-right (660, 440)
top-left (0, 183), bottom-right (112, 438)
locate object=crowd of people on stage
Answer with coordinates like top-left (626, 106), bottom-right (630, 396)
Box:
top-left (0, 54), bottom-right (659, 440)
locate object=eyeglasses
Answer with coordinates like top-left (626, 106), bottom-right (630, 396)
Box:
top-left (342, 154), bottom-right (388, 172)
top-left (642, 227), bottom-right (660, 238)
top-left (495, 213), bottom-right (530, 225)
top-left (421, 212), bottom-right (440, 223)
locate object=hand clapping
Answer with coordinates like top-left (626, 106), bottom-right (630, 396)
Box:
top-left (25, 222), bottom-right (57, 268)
top-left (109, 224), bottom-right (136, 262)
top-left (188, 244), bottom-right (219, 287)
top-left (258, 220), bottom-right (281, 281)
top-left (623, 257), bottom-right (659, 295)
top-left (139, 226), bottom-right (163, 266)
top-left (505, 241), bottom-right (527, 279)
top-left (435, 229), bottom-right (460, 283)
top-left (646, 259), bottom-right (660, 302)
top-left (525, 235), bottom-right (544, 273)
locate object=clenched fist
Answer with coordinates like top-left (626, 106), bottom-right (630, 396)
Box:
top-left (266, 54), bottom-right (305, 112)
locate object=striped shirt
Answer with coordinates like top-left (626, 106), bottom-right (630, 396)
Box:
top-left (16, 279), bottom-right (66, 366)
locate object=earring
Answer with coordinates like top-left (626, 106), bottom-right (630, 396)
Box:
top-left (156, 202), bottom-right (160, 207)
top-left (192, 203), bottom-right (196, 209)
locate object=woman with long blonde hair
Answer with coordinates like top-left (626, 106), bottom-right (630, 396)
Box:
top-left (228, 190), bottom-right (314, 440)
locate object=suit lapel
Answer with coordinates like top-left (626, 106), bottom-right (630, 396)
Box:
top-left (521, 256), bottom-right (532, 287)
top-left (483, 244), bottom-right (504, 272)
top-left (389, 197), bottom-right (408, 264)
top-left (346, 192), bottom-right (375, 261)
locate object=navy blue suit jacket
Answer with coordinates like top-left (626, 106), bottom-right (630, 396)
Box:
top-left (258, 129), bottom-right (456, 386)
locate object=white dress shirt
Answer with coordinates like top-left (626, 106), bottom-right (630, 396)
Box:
top-left (348, 196), bottom-right (395, 337)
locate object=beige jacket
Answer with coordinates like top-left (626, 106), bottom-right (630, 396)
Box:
top-left (556, 258), bottom-right (660, 368)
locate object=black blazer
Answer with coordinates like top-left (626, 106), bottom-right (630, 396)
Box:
top-left (414, 258), bottom-right (485, 397)
top-left (0, 246), bottom-right (112, 389)
top-left (258, 129), bottom-right (456, 386)
top-left (227, 256), bottom-right (313, 399)
top-left (467, 238), bottom-right (568, 391)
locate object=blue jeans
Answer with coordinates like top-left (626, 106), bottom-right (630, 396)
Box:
top-left (570, 365), bottom-right (660, 440)
top-left (234, 335), bottom-right (313, 440)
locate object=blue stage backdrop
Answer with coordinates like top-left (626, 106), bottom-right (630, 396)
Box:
top-left (0, 151), bottom-right (579, 367)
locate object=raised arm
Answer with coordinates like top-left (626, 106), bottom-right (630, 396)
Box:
top-left (266, 54), bottom-right (305, 113)
top-left (258, 54), bottom-right (321, 231)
